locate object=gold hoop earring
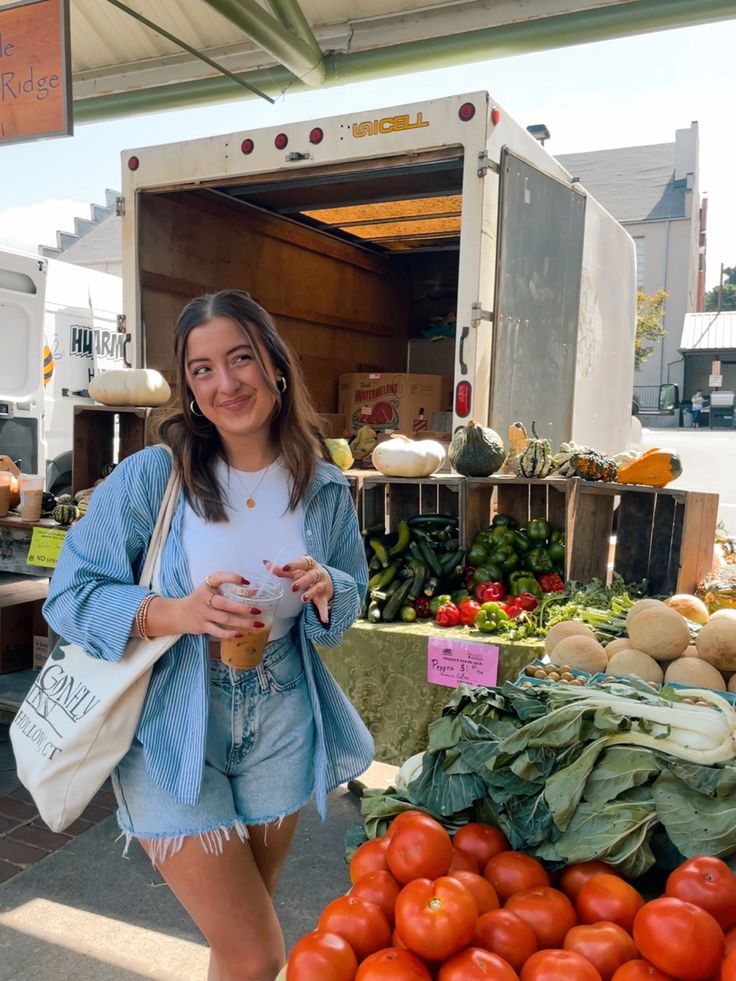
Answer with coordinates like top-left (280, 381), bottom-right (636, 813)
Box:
top-left (190, 399), bottom-right (205, 417)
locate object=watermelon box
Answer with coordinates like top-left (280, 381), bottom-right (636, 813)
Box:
top-left (337, 372), bottom-right (449, 436)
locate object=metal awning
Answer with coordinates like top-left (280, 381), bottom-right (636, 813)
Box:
top-left (681, 311), bottom-right (736, 352)
top-left (30, 0), bottom-right (736, 121)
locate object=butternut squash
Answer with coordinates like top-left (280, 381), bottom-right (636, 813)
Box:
top-left (616, 448), bottom-right (682, 488)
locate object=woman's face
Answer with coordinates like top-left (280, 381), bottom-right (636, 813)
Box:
top-left (185, 315), bottom-right (279, 448)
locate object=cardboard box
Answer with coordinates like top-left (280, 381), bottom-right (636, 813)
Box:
top-left (338, 373), bottom-right (449, 435)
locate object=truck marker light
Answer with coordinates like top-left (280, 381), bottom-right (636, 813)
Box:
top-left (309, 127), bottom-right (323, 145)
top-left (455, 381), bottom-right (472, 418)
top-left (491, 106), bottom-right (501, 126)
top-left (274, 133), bottom-right (288, 149)
top-left (127, 156), bottom-right (140, 171)
top-left (459, 102), bottom-right (476, 122)
top-left (241, 138), bottom-right (254, 155)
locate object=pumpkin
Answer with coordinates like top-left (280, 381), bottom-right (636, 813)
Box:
top-left (371, 434), bottom-right (446, 478)
top-left (449, 420), bottom-right (505, 476)
top-left (88, 369), bottom-right (171, 407)
top-left (53, 503), bottom-right (80, 526)
top-left (517, 422), bottom-right (552, 478)
top-left (616, 448), bottom-right (682, 487)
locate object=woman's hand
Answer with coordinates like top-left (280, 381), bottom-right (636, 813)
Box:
top-left (147, 573), bottom-right (262, 640)
top-left (265, 556), bottom-right (333, 625)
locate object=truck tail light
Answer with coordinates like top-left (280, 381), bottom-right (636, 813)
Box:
top-left (274, 133), bottom-right (288, 150)
top-left (459, 102), bottom-right (476, 122)
top-left (491, 106), bottom-right (501, 126)
top-left (455, 381), bottom-right (472, 417)
top-left (309, 127), bottom-right (324, 144)
top-left (127, 156), bottom-right (140, 171)
top-left (241, 138), bottom-right (254, 155)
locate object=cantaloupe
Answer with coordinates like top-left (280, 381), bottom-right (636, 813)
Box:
top-left (628, 606), bottom-right (690, 661)
top-left (625, 598), bottom-right (667, 631)
top-left (606, 649), bottom-right (663, 685)
top-left (695, 616), bottom-right (736, 672)
top-left (665, 594), bottom-right (710, 625)
top-left (664, 658), bottom-right (726, 691)
top-left (548, 635), bottom-right (607, 674)
top-left (604, 637), bottom-right (632, 660)
top-left (544, 620), bottom-right (594, 655)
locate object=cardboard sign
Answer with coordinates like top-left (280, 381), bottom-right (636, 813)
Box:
top-left (709, 374), bottom-right (723, 389)
top-left (427, 636), bottom-right (499, 689)
top-left (0, 0), bottom-right (72, 145)
top-left (26, 526), bottom-right (67, 568)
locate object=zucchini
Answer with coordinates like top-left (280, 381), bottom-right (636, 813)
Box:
top-left (367, 600), bottom-right (382, 623)
top-left (369, 537), bottom-right (391, 569)
top-left (412, 530), bottom-right (443, 578)
top-left (388, 520), bottom-right (411, 557)
top-left (408, 514), bottom-right (459, 529)
top-left (382, 578), bottom-right (414, 622)
top-left (440, 547), bottom-right (465, 575)
top-left (407, 559), bottom-right (427, 601)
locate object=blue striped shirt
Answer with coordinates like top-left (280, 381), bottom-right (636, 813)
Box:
top-left (43, 446), bottom-right (374, 818)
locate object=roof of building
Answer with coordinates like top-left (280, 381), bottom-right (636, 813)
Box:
top-left (557, 144), bottom-right (686, 223)
top-left (680, 311), bottom-right (736, 351)
top-left (56, 215), bottom-right (122, 265)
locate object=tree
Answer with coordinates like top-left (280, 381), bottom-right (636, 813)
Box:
top-left (704, 266), bottom-right (736, 311)
top-left (635, 289), bottom-right (667, 370)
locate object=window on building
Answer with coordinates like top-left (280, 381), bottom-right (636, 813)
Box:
top-left (633, 237), bottom-right (645, 290)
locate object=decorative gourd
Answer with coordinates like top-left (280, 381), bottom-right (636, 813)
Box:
top-left (500, 421), bottom-right (528, 474)
top-left (571, 451), bottom-right (618, 482)
top-left (53, 503), bottom-right (80, 526)
top-left (88, 369), bottom-right (171, 407)
top-left (55, 494), bottom-right (74, 506)
top-left (617, 448), bottom-right (683, 488)
top-left (41, 492), bottom-right (58, 517)
top-left (101, 462), bottom-right (117, 478)
top-left (517, 422), bottom-right (552, 478)
top-left (371, 434), bottom-right (446, 478)
top-left (448, 420), bottom-right (505, 476)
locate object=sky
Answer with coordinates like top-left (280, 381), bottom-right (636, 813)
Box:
top-left (0, 18), bottom-right (734, 289)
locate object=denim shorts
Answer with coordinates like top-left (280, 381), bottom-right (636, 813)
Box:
top-left (111, 632), bottom-right (315, 864)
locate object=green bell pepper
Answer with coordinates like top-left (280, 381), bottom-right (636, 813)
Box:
top-left (491, 514), bottom-right (518, 530)
top-left (468, 542), bottom-right (489, 566)
top-left (526, 546), bottom-right (554, 574)
top-left (550, 528), bottom-right (565, 545)
top-left (472, 564), bottom-right (503, 585)
top-left (429, 593), bottom-right (452, 615)
top-left (489, 525), bottom-right (517, 548)
top-left (451, 588), bottom-right (471, 606)
top-left (513, 531), bottom-right (531, 554)
top-left (526, 518), bottom-right (551, 543)
top-left (548, 540), bottom-right (566, 565)
top-left (487, 545), bottom-right (520, 573)
top-left (509, 575), bottom-right (543, 599)
top-left (474, 601), bottom-right (510, 633)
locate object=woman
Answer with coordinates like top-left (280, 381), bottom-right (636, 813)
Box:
top-left (43, 290), bottom-right (374, 981)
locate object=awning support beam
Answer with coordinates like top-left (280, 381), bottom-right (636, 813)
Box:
top-left (265, 0), bottom-right (321, 52)
top-left (201, 0), bottom-right (324, 86)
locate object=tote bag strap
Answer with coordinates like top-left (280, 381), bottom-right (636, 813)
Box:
top-left (139, 452), bottom-right (180, 590)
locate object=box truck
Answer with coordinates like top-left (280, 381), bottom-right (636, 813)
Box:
top-left (0, 248), bottom-right (124, 494)
top-left (118, 91), bottom-right (635, 452)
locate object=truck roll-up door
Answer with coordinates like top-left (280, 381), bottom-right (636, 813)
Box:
top-left (0, 252), bottom-right (46, 401)
top-left (490, 149), bottom-right (585, 449)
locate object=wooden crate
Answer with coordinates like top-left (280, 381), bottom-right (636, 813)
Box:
top-left (465, 475), bottom-right (572, 550)
top-left (72, 404), bottom-right (157, 494)
top-left (348, 471), bottom-right (465, 536)
top-left (0, 574), bottom-right (49, 674)
top-left (0, 516), bottom-right (61, 576)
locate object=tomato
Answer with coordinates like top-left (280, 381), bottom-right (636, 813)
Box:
top-left (726, 926), bottom-right (736, 957)
top-left (483, 852), bottom-right (551, 904)
top-left (520, 948), bottom-right (602, 981)
top-left (387, 814), bottom-right (453, 884)
top-left (350, 837), bottom-right (391, 884)
top-left (505, 887), bottom-right (578, 950)
top-left (453, 823), bottom-right (510, 869)
top-left (317, 895), bottom-right (392, 962)
top-left (474, 909), bottom-right (538, 973)
top-left (560, 862), bottom-right (621, 901)
top-left (722, 951), bottom-right (736, 981)
top-left (666, 856), bottom-right (736, 930)
top-left (633, 896), bottom-right (725, 980)
top-left (386, 810), bottom-right (431, 838)
top-left (448, 871), bottom-right (500, 915)
top-left (355, 947), bottom-right (432, 980)
top-left (564, 922), bottom-right (639, 980)
top-left (286, 930), bottom-right (358, 981)
top-left (449, 846), bottom-right (481, 873)
top-left (438, 947), bottom-right (520, 981)
top-left (576, 875), bottom-right (645, 933)
top-left (392, 927), bottom-right (408, 949)
top-left (350, 870), bottom-right (402, 925)
top-left (395, 875), bottom-right (478, 961)
top-left (610, 960), bottom-right (676, 981)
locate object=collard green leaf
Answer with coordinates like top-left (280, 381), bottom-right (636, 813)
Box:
top-left (408, 751), bottom-right (486, 816)
top-left (344, 823), bottom-right (369, 861)
top-left (553, 799), bottom-right (658, 879)
top-left (359, 792), bottom-right (426, 839)
top-left (584, 747), bottom-right (662, 803)
top-left (662, 759), bottom-right (736, 799)
top-left (497, 704), bottom-right (605, 755)
top-left (506, 792), bottom-right (557, 848)
top-left (652, 769), bottom-right (736, 860)
top-left (545, 737), bottom-right (612, 831)
top-left (427, 715), bottom-right (465, 753)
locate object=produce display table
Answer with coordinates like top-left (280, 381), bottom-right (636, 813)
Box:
top-left (319, 621), bottom-right (542, 765)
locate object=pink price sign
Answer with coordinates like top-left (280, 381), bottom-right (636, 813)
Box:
top-left (427, 637), bottom-right (499, 689)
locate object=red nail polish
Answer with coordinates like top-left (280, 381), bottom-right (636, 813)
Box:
top-left (252, 621), bottom-right (265, 628)
top-left (250, 607), bottom-right (262, 615)
top-left (283, 564), bottom-right (292, 571)
top-left (301, 596), bottom-right (308, 604)
top-left (291, 583), bottom-right (299, 592)
top-left (241, 577), bottom-right (250, 584)
top-left (234, 633), bottom-right (244, 639)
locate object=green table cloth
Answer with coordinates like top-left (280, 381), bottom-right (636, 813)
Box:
top-left (318, 621), bottom-right (543, 766)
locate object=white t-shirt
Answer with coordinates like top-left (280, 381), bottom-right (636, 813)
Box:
top-left (181, 459), bottom-right (305, 641)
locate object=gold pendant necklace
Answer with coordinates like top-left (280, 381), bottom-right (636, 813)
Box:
top-left (243, 462), bottom-right (273, 509)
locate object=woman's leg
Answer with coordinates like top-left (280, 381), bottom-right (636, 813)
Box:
top-left (139, 825), bottom-right (294, 981)
top-left (247, 812), bottom-right (300, 896)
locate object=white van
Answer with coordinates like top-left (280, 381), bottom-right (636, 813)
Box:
top-left (0, 247), bottom-right (124, 494)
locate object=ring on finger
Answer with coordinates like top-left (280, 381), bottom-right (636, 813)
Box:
top-left (304, 555), bottom-right (315, 571)
top-left (312, 568), bottom-right (322, 586)
top-left (204, 575), bottom-right (217, 591)
top-left (207, 593), bottom-right (215, 609)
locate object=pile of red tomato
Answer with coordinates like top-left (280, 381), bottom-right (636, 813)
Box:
top-left (285, 811), bottom-right (736, 980)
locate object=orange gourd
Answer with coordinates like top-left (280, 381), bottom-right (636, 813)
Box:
top-left (616, 448), bottom-right (682, 487)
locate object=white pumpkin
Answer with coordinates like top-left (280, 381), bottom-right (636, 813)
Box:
top-left (371, 434), bottom-right (446, 477)
top-left (88, 369), bottom-right (171, 407)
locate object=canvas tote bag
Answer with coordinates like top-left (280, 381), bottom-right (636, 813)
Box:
top-left (10, 464), bottom-right (181, 832)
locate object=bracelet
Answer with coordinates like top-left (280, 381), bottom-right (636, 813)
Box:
top-left (135, 593), bottom-right (157, 642)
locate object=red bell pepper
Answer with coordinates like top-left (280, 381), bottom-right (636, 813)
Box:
top-left (458, 599), bottom-right (481, 627)
top-left (515, 592), bottom-right (539, 612)
top-left (503, 601), bottom-right (524, 619)
top-left (414, 596), bottom-right (431, 619)
top-left (538, 572), bottom-right (565, 594)
top-left (435, 602), bottom-right (461, 627)
top-left (474, 581), bottom-right (507, 604)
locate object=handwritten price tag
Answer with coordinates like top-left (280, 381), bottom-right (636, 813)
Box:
top-left (26, 527), bottom-right (68, 568)
top-left (427, 637), bottom-right (499, 689)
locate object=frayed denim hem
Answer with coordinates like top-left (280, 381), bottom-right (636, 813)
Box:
top-left (115, 817), bottom-right (250, 867)
top-left (239, 785), bottom-right (314, 831)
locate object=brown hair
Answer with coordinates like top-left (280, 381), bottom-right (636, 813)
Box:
top-left (158, 289), bottom-right (330, 521)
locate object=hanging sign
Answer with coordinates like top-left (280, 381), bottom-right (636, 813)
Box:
top-left (0, 0), bottom-right (72, 146)
top-left (427, 636), bottom-right (499, 688)
top-left (26, 526), bottom-right (67, 568)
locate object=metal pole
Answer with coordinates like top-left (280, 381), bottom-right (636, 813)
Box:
top-left (265, 0), bottom-right (321, 53)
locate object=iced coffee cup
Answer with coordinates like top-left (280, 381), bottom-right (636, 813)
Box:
top-left (0, 472), bottom-right (12, 517)
top-left (218, 575), bottom-right (284, 669)
top-left (19, 474), bottom-right (44, 522)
